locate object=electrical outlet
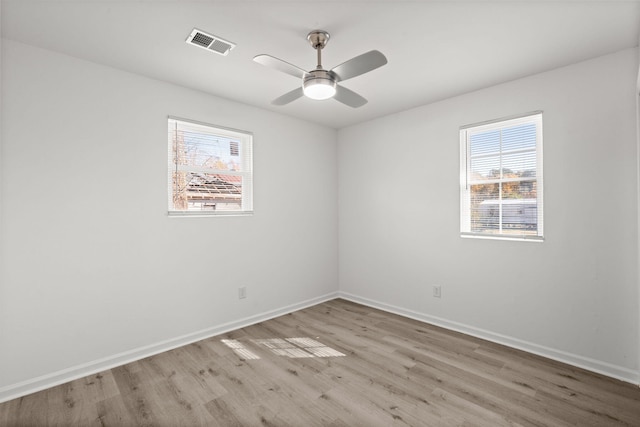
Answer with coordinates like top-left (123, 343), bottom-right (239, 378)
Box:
top-left (433, 285), bottom-right (441, 298)
top-left (238, 287), bottom-right (247, 299)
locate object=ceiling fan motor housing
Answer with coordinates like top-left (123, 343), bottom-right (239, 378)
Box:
top-left (303, 69), bottom-right (337, 100)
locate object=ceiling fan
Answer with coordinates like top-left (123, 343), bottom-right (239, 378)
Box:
top-left (253, 30), bottom-right (387, 108)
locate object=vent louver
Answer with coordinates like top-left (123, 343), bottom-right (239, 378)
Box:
top-left (186, 29), bottom-right (235, 56)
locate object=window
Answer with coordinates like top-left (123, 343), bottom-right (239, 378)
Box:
top-left (168, 117), bottom-right (253, 215)
top-left (460, 112), bottom-right (543, 240)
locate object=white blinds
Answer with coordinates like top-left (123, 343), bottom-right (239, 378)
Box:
top-left (460, 112), bottom-right (543, 240)
top-left (168, 117), bottom-right (253, 215)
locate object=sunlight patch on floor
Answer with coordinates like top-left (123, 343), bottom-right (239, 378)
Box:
top-left (220, 339), bottom-right (261, 360)
top-left (220, 337), bottom-right (345, 360)
top-left (252, 338), bottom-right (316, 358)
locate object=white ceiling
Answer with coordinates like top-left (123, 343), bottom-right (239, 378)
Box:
top-left (2, 1), bottom-right (639, 129)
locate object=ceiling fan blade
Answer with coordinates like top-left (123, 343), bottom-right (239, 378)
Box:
top-left (253, 54), bottom-right (307, 80)
top-left (272, 87), bottom-right (304, 106)
top-left (334, 85), bottom-right (368, 108)
top-left (330, 50), bottom-right (387, 82)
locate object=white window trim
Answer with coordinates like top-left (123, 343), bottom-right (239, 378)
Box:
top-left (168, 116), bottom-right (253, 217)
top-left (460, 111), bottom-right (544, 241)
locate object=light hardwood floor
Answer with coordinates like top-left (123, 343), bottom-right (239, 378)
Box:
top-left (1, 299), bottom-right (639, 426)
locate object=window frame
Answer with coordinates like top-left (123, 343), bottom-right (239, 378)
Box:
top-left (167, 116), bottom-right (253, 217)
top-left (459, 112), bottom-right (544, 241)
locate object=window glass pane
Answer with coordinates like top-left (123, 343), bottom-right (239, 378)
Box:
top-left (501, 199), bottom-right (538, 234)
top-left (501, 150), bottom-right (536, 177)
top-left (470, 155), bottom-right (500, 180)
top-left (173, 171), bottom-right (242, 212)
top-left (470, 183), bottom-right (499, 232)
top-left (502, 180), bottom-right (537, 200)
top-left (502, 123), bottom-right (536, 151)
top-left (173, 130), bottom-right (244, 172)
top-left (469, 129), bottom-right (500, 155)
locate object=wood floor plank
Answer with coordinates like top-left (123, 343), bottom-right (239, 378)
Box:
top-left (1, 298), bottom-right (639, 426)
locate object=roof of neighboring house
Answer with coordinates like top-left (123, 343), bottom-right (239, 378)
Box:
top-left (186, 173), bottom-right (241, 202)
top-left (215, 174), bottom-right (242, 185)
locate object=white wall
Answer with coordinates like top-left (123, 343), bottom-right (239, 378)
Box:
top-left (0, 40), bottom-right (338, 398)
top-left (339, 48), bottom-right (640, 383)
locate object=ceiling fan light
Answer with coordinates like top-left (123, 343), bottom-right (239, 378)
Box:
top-left (303, 77), bottom-right (336, 100)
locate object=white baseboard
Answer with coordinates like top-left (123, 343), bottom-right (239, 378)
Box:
top-left (338, 292), bottom-right (640, 386)
top-left (0, 291), bottom-right (340, 404)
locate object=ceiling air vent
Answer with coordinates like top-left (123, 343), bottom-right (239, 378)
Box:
top-left (186, 28), bottom-right (236, 56)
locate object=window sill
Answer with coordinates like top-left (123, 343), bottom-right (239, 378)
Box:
top-left (460, 232), bottom-right (544, 242)
top-left (168, 211), bottom-right (253, 218)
